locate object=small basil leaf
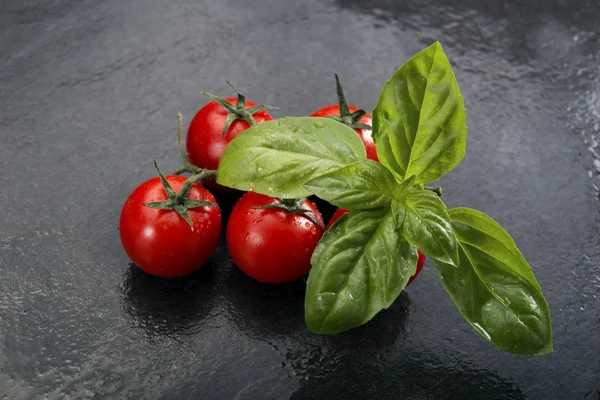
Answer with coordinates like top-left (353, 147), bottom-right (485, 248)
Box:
top-left (433, 207), bottom-right (552, 356)
top-left (305, 208), bottom-right (417, 334)
top-left (372, 41), bottom-right (467, 184)
top-left (304, 160), bottom-right (397, 210)
top-left (216, 117), bottom-right (367, 198)
top-left (394, 187), bottom-right (459, 267)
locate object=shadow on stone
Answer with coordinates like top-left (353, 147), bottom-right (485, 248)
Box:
top-left (291, 343), bottom-right (524, 400)
top-left (221, 265), bottom-right (308, 338)
top-left (121, 263), bottom-right (216, 339)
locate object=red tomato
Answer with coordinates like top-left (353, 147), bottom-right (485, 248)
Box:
top-left (119, 176), bottom-right (222, 278)
top-left (226, 192), bottom-right (325, 284)
top-left (312, 105), bottom-right (378, 162)
top-left (408, 250), bottom-right (426, 286)
top-left (326, 207), bottom-right (425, 285)
top-left (186, 98), bottom-right (273, 171)
top-left (326, 207), bottom-right (349, 230)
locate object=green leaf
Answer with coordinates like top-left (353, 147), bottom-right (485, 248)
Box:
top-left (216, 117), bottom-right (367, 198)
top-left (433, 208), bottom-right (552, 356)
top-left (393, 186), bottom-right (459, 266)
top-left (305, 208), bottom-right (417, 334)
top-left (304, 160), bottom-right (398, 210)
top-left (372, 41), bottom-right (467, 184)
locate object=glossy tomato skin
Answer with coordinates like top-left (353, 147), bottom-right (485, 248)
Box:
top-left (326, 207), bottom-right (349, 230)
top-left (327, 207), bottom-right (425, 285)
top-left (119, 176), bottom-right (222, 278)
top-left (227, 192), bottom-right (324, 284)
top-left (186, 98), bottom-right (274, 171)
top-left (408, 250), bottom-right (426, 286)
top-left (312, 104), bottom-right (378, 162)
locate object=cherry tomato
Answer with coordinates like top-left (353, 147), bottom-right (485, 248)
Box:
top-left (186, 98), bottom-right (273, 172)
top-left (227, 192), bottom-right (325, 284)
top-left (408, 250), bottom-right (426, 286)
top-left (312, 105), bottom-right (378, 162)
top-left (326, 207), bottom-right (425, 285)
top-left (326, 207), bottom-right (350, 230)
top-left (119, 176), bottom-right (222, 278)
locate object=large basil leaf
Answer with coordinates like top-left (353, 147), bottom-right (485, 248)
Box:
top-left (433, 208), bottom-right (552, 356)
top-left (305, 208), bottom-right (417, 334)
top-left (372, 41), bottom-right (467, 184)
top-left (216, 117), bottom-right (367, 198)
top-left (393, 186), bottom-right (459, 267)
top-left (304, 160), bottom-right (397, 210)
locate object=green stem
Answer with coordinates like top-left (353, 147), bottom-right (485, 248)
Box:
top-left (203, 82), bottom-right (278, 136)
top-left (325, 74), bottom-right (372, 131)
top-left (335, 73), bottom-right (351, 117)
top-left (177, 112), bottom-right (187, 165)
top-left (257, 197), bottom-right (324, 230)
top-left (173, 166), bottom-right (188, 176)
top-left (175, 170), bottom-right (217, 203)
top-left (172, 112), bottom-right (209, 175)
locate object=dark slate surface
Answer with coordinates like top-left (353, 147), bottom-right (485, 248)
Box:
top-left (1, 0), bottom-right (599, 398)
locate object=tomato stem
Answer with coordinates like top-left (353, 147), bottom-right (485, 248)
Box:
top-left (326, 74), bottom-right (372, 131)
top-left (256, 197), bottom-right (324, 230)
top-left (335, 73), bottom-right (351, 117)
top-left (175, 169), bottom-right (217, 203)
top-left (172, 112), bottom-right (217, 176)
top-left (144, 160), bottom-right (220, 230)
top-left (202, 82), bottom-right (279, 137)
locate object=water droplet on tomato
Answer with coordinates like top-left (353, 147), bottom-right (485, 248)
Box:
top-left (304, 222), bottom-right (310, 227)
top-left (311, 227), bottom-right (318, 235)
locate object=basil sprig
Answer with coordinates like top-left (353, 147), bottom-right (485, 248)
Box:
top-left (217, 41), bottom-right (552, 356)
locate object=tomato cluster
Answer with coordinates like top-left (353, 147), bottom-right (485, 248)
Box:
top-left (119, 78), bottom-right (426, 284)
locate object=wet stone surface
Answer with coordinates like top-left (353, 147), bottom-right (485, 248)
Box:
top-left (1, 0), bottom-right (599, 398)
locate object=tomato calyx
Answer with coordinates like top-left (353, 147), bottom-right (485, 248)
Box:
top-left (201, 81), bottom-right (278, 137)
top-left (325, 73), bottom-right (372, 131)
top-left (256, 198), bottom-right (325, 230)
top-left (144, 160), bottom-right (220, 230)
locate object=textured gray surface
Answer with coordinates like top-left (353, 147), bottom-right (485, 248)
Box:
top-left (1, 0), bottom-right (599, 398)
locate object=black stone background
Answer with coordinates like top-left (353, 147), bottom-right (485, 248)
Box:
top-left (1, 0), bottom-right (599, 398)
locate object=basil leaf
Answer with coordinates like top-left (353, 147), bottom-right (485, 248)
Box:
top-left (433, 208), bottom-right (552, 356)
top-left (394, 187), bottom-right (459, 266)
top-left (372, 41), bottom-right (467, 184)
top-left (304, 160), bottom-right (397, 210)
top-left (305, 208), bottom-right (417, 334)
top-left (216, 117), bottom-right (367, 198)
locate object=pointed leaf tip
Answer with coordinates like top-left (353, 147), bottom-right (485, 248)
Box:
top-left (153, 160), bottom-right (177, 198)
